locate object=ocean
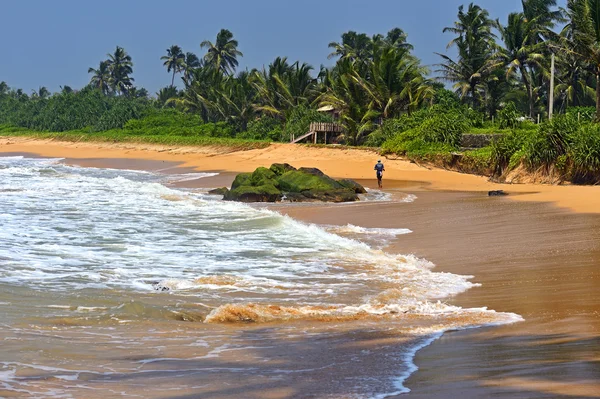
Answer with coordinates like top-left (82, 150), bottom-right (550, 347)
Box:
top-left (0, 156), bottom-right (521, 398)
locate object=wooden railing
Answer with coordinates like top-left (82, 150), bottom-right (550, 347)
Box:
top-left (309, 122), bottom-right (344, 133)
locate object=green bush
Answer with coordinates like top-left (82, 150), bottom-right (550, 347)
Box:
top-left (0, 86), bottom-right (154, 132)
top-left (566, 106), bottom-right (595, 122)
top-left (490, 129), bottom-right (535, 173)
top-left (460, 147), bottom-right (493, 175)
top-left (497, 102), bottom-right (522, 129)
top-left (121, 109), bottom-right (234, 137)
top-left (569, 124), bottom-right (600, 183)
top-left (239, 117), bottom-right (282, 141)
top-left (523, 114), bottom-right (581, 169)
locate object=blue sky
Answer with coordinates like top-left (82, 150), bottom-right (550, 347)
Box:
top-left (0, 0), bottom-right (566, 95)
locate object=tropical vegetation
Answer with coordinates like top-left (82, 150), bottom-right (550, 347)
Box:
top-left (2, 1), bottom-right (600, 183)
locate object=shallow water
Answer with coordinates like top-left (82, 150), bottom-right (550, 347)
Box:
top-left (0, 156), bottom-right (520, 398)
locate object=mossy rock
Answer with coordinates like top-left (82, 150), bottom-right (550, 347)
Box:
top-left (225, 164), bottom-right (359, 203)
top-left (208, 187), bottom-right (229, 196)
top-left (224, 183), bottom-right (282, 202)
top-left (301, 189), bottom-right (359, 203)
top-left (231, 173), bottom-right (251, 190)
top-left (250, 167), bottom-right (279, 188)
top-left (278, 169), bottom-right (343, 193)
top-left (337, 179), bottom-right (367, 194)
top-left (269, 163), bottom-right (297, 176)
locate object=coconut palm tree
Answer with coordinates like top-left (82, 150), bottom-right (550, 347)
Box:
top-left (161, 45), bottom-right (185, 87)
top-left (317, 59), bottom-right (374, 145)
top-left (200, 29), bottom-right (243, 75)
top-left (88, 61), bottom-right (112, 94)
top-left (106, 46), bottom-right (134, 95)
top-left (560, 0), bottom-right (600, 118)
top-left (437, 3), bottom-right (498, 109)
top-left (31, 86), bottom-right (50, 99)
top-left (496, 12), bottom-right (547, 118)
top-left (183, 52), bottom-right (201, 83)
top-left (328, 31), bottom-right (373, 62)
top-left (0, 81), bottom-right (8, 96)
top-left (554, 51), bottom-right (595, 109)
top-left (355, 48), bottom-right (433, 117)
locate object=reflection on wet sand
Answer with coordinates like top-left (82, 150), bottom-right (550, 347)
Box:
top-left (282, 186), bottom-right (600, 398)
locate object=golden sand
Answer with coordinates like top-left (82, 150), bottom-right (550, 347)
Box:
top-left (1, 137), bottom-right (598, 213)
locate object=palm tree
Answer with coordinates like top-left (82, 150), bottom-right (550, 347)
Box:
top-left (251, 57), bottom-right (318, 118)
top-left (437, 3), bottom-right (498, 109)
top-left (183, 52), bottom-right (201, 82)
top-left (0, 81), bottom-right (8, 96)
top-left (31, 86), bottom-right (50, 99)
top-left (328, 31), bottom-right (373, 62)
top-left (522, 0), bottom-right (564, 43)
top-left (200, 29), bottom-right (243, 75)
top-left (554, 51), bottom-right (595, 109)
top-left (355, 48), bottom-right (433, 117)
top-left (161, 45), bottom-right (185, 87)
top-left (156, 86), bottom-right (179, 108)
top-left (106, 46), bottom-right (134, 95)
top-left (317, 59), bottom-right (374, 145)
top-left (88, 61), bottom-right (112, 94)
top-left (60, 85), bottom-right (73, 94)
top-left (561, 0), bottom-right (600, 119)
top-left (496, 12), bottom-right (547, 118)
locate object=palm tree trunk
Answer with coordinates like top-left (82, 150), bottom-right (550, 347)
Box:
top-left (171, 70), bottom-right (176, 88)
top-left (596, 72), bottom-right (600, 122)
top-left (520, 66), bottom-right (534, 119)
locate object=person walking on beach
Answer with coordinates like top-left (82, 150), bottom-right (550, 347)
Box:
top-left (374, 160), bottom-right (385, 189)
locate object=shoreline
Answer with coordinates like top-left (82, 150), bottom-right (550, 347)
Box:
top-left (1, 137), bottom-right (599, 214)
top-left (2, 139), bottom-right (600, 398)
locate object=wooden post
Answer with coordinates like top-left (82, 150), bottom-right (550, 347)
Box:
top-left (324, 132), bottom-right (328, 145)
top-left (537, 114), bottom-right (540, 124)
top-left (313, 132), bottom-right (317, 144)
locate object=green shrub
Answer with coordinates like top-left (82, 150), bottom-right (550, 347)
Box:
top-left (569, 124), bottom-right (600, 183)
top-left (523, 114), bottom-right (581, 169)
top-left (240, 117), bottom-right (282, 141)
top-left (566, 106), bottom-right (595, 122)
top-left (490, 129), bottom-right (535, 173)
top-left (460, 147), bottom-right (493, 175)
top-left (497, 102), bottom-right (522, 129)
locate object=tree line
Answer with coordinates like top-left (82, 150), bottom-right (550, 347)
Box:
top-left (3, 0), bottom-right (600, 144)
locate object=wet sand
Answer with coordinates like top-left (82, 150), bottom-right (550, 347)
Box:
top-left (281, 189), bottom-right (600, 398)
top-left (1, 141), bottom-right (600, 397)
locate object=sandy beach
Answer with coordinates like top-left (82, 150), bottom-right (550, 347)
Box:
top-left (2, 137), bottom-right (599, 214)
top-left (1, 138), bottom-right (599, 398)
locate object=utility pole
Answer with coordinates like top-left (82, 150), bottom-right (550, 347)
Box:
top-left (549, 53), bottom-right (555, 120)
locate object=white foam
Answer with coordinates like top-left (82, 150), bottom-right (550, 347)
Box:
top-left (163, 172), bottom-right (219, 183)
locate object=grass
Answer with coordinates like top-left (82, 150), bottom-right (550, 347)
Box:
top-left (0, 127), bottom-right (271, 151)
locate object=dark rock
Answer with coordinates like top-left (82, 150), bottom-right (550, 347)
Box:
top-left (488, 190), bottom-right (508, 196)
top-left (224, 183), bottom-right (283, 202)
top-left (231, 173), bottom-right (252, 190)
top-left (224, 164), bottom-right (359, 203)
top-left (278, 169), bottom-right (343, 193)
top-left (301, 189), bottom-right (359, 203)
top-left (270, 163), bottom-right (297, 176)
top-left (208, 187), bottom-right (229, 196)
top-left (337, 179), bottom-right (367, 194)
top-left (297, 167), bottom-right (327, 177)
